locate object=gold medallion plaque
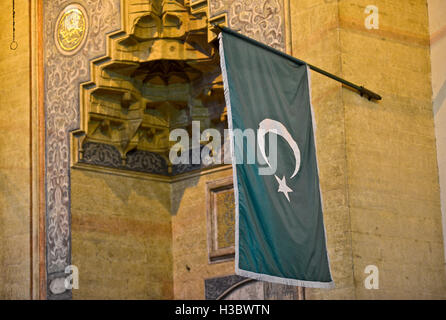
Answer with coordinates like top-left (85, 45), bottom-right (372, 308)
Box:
top-left (55, 5), bottom-right (87, 54)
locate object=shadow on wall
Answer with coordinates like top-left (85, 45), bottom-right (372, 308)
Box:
top-left (100, 172), bottom-right (172, 212)
top-left (72, 166), bottom-right (202, 216)
top-left (170, 174), bottom-right (201, 216)
top-left (434, 79), bottom-right (446, 116)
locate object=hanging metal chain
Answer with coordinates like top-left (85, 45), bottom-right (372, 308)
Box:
top-left (10, 0), bottom-right (18, 50)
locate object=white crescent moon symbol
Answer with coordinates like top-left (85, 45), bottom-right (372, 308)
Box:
top-left (258, 118), bottom-right (301, 179)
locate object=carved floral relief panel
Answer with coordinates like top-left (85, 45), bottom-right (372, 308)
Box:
top-left (44, 0), bottom-right (121, 298)
top-left (209, 0), bottom-right (285, 51)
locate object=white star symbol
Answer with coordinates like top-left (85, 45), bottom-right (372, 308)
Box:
top-left (274, 175), bottom-right (293, 202)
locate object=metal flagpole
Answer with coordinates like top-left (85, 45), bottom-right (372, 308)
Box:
top-left (212, 24), bottom-right (382, 101)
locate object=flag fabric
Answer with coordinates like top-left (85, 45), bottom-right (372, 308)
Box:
top-left (219, 29), bottom-right (334, 288)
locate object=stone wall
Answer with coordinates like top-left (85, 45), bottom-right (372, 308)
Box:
top-left (71, 168), bottom-right (173, 299)
top-left (428, 0), bottom-right (446, 275)
top-left (340, 0), bottom-right (445, 299)
top-left (289, 0), bottom-right (355, 299)
top-left (290, 0), bottom-right (446, 299)
top-left (0, 0), bottom-right (445, 300)
top-left (0, 0), bottom-right (32, 299)
top-left (171, 168), bottom-right (234, 299)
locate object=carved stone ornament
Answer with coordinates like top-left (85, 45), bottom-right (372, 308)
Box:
top-left (44, 0), bottom-right (121, 299)
top-left (72, 0), bottom-right (229, 176)
top-left (209, 0), bottom-right (285, 51)
top-left (55, 4), bottom-right (88, 55)
top-left (205, 274), bottom-right (304, 300)
top-left (228, 0), bottom-right (285, 51)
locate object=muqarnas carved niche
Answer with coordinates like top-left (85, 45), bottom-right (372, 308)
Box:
top-left (74, 0), bottom-right (227, 176)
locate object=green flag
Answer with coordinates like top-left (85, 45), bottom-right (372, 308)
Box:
top-left (219, 29), bottom-right (334, 288)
